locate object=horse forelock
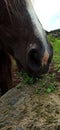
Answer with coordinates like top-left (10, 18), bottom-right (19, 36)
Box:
top-left (0, 0), bottom-right (26, 43)
top-left (4, 0), bottom-right (26, 20)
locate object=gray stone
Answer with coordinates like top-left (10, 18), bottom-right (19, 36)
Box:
top-left (0, 84), bottom-right (60, 130)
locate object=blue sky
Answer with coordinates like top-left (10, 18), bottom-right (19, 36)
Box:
top-left (31, 0), bottom-right (60, 31)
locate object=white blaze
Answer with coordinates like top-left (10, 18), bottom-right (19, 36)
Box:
top-left (25, 0), bottom-right (50, 66)
top-left (25, 0), bottom-right (48, 50)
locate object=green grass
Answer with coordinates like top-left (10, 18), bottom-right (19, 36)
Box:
top-left (17, 34), bottom-right (60, 93)
top-left (48, 34), bottom-right (60, 71)
top-left (48, 35), bottom-right (60, 63)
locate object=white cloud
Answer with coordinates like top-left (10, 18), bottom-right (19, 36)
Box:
top-left (31, 0), bottom-right (60, 31)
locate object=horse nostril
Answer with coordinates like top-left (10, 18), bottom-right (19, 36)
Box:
top-left (27, 49), bottom-right (41, 71)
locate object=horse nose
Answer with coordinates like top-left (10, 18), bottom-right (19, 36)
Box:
top-left (26, 44), bottom-right (43, 72)
top-left (26, 43), bottom-right (53, 74)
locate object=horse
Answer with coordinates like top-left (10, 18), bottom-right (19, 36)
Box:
top-left (0, 0), bottom-right (53, 95)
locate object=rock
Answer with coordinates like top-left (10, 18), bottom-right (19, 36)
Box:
top-left (16, 127), bottom-right (24, 130)
top-left (0, 84), bottom-right (60, 130)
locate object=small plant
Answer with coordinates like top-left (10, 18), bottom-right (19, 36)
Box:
top-left (46, 73), bottom-right (57, 93)
top-left (17, 71), bottom-right (37, 85)
top-left (35, 88), bottom-right (40, 94)
top-left (40, 80), bottom-right (46, 87)
top-left (46, 83), bottom-right (56, 93)
top-left (16, 83), bottom-right (23, 89)
top-left (23, 72), bottom-right (36, 84)
top-left (17, 71), bottom-right (23, 77)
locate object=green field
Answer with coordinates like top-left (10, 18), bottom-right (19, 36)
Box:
top-left (48, 34), bottom-right (60, 71)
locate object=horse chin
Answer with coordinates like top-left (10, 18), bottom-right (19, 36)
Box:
top-left (26, 64), bottom-right (49, 77)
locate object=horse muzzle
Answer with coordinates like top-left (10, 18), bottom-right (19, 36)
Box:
top-left (26, 43), bottom-right (53, 76)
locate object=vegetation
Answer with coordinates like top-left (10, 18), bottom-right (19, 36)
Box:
top-left (48, 34), bottom-right (60, 71)
top-left (17, 34), bottom-right (60, 93)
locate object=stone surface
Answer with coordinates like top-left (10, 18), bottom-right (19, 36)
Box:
top-left (0, 83), bottom-right (60, 130)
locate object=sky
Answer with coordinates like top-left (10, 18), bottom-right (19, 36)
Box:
top-left (31, 0), bottom-right (60, 31)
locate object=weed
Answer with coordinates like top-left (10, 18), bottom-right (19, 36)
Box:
top-left (17, 71), bottom-right (37, 85)
top-left (16, 83), bottom-right (23, 89)
top-left (46, 83), bottom-right (56, 93)
top-left (23, 72), bottom-right (37, 84)
top-left (35, 88), bottom-right (40, 94)
top-left (45, 73), bottom-right (57, 93)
